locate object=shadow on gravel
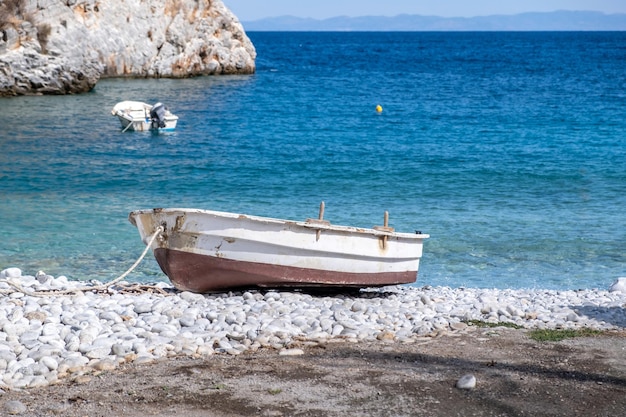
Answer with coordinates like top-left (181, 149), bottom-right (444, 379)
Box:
top-left (571, 305), bottom-right (626, 328)
top-left (206, 287), bottom-right (399, 298)
top-left (347, 346), bottom-right (626, 388)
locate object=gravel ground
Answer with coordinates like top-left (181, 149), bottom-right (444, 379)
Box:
top-left (2, 326), bottom-right (625, 417)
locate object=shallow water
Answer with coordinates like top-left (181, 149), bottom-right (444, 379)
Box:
top-left (1, 32), bottom-right (625, 289)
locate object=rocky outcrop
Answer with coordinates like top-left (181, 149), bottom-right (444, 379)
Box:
top-left (0, 0), bottom-right (256, 96)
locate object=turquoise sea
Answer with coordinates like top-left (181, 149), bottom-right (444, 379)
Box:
top-left (1, 32), bottom-right (625, 290)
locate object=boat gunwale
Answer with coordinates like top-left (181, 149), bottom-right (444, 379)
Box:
top-left (129, 208), bottom-right (430, 239)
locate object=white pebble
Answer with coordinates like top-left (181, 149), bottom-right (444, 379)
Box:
top-left (456, 374), bottom-right (477, 389)
top-left (4, 400), bottom-right (27, 414)
top-left (133, 303), bottom-right (153, 314)
top-left (279, 348), bottom-right (304, 356)
top-left (1, 268), bottom-right (22, 279)
top-left (608, 277), bottom-right (626, 293)
top-left (40, 356), bottom-right (59, 371)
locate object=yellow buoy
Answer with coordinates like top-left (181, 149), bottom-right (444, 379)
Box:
top-left (375, 104), bottom-right (383, 113)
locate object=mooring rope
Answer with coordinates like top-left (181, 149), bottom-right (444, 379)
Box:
top-left (0, 226), bottom-right (164, 297)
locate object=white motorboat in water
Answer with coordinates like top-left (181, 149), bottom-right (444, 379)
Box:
top-left (111, 101), bottom-right (179, 132)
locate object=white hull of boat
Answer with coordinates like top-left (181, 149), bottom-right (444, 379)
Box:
top-left (129, 207), bottom-right (429, 293)
top-left (111, 101), bottom-right (178, 132)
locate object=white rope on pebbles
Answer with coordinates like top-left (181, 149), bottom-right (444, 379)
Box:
top-left (0, 226), bottom-right (164, 297)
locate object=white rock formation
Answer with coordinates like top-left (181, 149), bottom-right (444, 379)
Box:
top-left (0, 0), bottom-right (256, 95)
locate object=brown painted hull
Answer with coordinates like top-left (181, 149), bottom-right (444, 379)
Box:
top-left (154, 248), bottom-right (419, 293)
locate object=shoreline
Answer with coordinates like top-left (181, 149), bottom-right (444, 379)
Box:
top-left (0, 267), bottom-right (624, 392)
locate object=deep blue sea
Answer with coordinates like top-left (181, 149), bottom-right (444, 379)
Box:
top-left (1, 32), bottom-right (625, 290)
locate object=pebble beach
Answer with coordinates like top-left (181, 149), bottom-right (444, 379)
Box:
top-left (1, 267), bottom-right (625, 392)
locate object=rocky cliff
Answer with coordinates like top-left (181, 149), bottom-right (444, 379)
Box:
top-left (0, 0), bottom-right (256, 96)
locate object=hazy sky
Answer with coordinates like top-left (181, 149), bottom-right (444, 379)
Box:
top-left (225, 0), bottom-right (626, 21)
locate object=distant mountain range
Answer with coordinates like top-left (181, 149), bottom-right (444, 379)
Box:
top-left (241, 11), bottom-right (626, 31)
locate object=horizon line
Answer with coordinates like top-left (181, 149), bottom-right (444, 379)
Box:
top-left (240, 10), bottom-right (626, 22)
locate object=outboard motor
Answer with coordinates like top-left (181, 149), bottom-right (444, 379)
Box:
top-left (150, 102), bottom-right (167, 129)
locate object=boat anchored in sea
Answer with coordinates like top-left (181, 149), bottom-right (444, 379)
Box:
top-left (111, 101), bottom-right (179, 132)
top-left (128, 203), bottom-right (429, 293)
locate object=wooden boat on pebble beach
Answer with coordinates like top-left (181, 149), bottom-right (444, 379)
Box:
top-left (128, 204), bottom-right (429, 293)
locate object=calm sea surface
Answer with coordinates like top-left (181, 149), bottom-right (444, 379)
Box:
top-left (1, 32), bottom-right (625, 290)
